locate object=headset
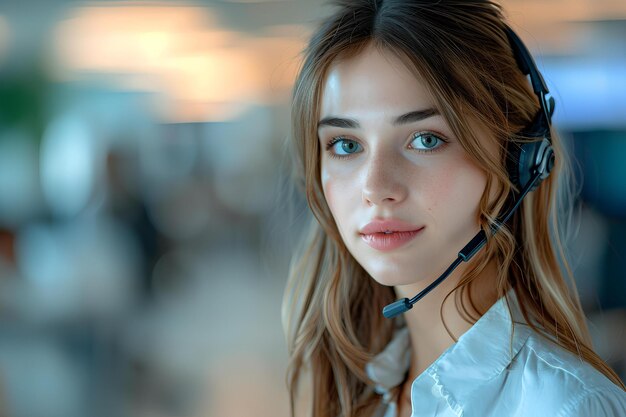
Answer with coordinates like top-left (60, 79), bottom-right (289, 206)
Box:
top-left (383, 24), bottom-right (557, 319)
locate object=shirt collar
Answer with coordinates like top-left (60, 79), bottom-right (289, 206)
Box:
top-left (365, 289), bottom-right (532, 407)
top-left (423, 289), bottom-right (533, 410)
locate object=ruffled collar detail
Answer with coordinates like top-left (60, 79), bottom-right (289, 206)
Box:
top-left (364, 320), bottom-right (411, 404)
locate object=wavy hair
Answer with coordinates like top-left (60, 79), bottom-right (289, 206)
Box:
top-left (281, 1), bottom-right (626, 416)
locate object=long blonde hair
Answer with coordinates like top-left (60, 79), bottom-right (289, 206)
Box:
top-left (281, 1), bottom-right (626, 416)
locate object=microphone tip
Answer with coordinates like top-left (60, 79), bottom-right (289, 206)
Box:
top-left (382, 298), bottom-right (412, 319)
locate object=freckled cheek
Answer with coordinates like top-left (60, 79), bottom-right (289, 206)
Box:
top-left (320, 167), bottom-right (343, 213)
top-left (321, 166), bottom-right (356, 221)
top-left (418, 164), bottom-right (486, 216)
top-left (417, 168), bottom-right (455, 213)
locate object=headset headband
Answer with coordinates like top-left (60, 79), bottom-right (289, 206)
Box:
top-left (503, 25), bottom-right (555, 130)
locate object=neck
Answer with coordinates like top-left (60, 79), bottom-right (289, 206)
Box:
top-left (393, 256), bottom-right (500, 383)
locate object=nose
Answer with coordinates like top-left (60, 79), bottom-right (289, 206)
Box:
top-left (362, 151), bottom-right (409, 207)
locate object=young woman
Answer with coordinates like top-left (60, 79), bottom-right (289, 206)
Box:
top-left (281, 1), bottom-right (626, 416)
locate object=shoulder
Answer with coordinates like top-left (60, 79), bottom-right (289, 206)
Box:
top-left (512, 329), bottom-right (626, 416)
top-left (556, 387), bottom-right (626, 417)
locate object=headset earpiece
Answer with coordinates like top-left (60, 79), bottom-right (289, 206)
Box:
top-left (507, 139), bottom-right (554, 192)
top-left (506, 109), bottom-right (555, 192)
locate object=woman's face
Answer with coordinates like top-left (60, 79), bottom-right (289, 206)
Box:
top-left (318, 44), bottom-right (495, 288)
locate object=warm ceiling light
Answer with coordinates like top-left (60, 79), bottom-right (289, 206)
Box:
top-left (51, 3), bottom-right (298, 122)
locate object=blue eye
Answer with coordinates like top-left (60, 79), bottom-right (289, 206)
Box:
top-left (325, 137), bottom-right (362, 159)
top-left (410, 132), bottom-right (447, 153)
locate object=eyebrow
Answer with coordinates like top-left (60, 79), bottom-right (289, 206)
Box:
top-left (317, 108), bottom-right (439, 129)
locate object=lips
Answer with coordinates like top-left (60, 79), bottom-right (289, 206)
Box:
top-left (360, 228), bottom-right (424, 251)
top-left (359, 219), bottom-right (423, 235)
top-left (359, 219), bottom-right (425, 252)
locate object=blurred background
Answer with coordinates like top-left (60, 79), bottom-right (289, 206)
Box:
top-left (0, 0), bottom-right (624, 416)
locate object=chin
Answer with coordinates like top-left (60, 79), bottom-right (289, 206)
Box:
top-left (365, 269), bottom-right (428, 288)
top-left (355, 254), bottom-right (432, 284)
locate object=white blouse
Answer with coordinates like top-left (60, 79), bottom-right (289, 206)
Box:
top-left (365, 290), bottom-right (626, 417)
